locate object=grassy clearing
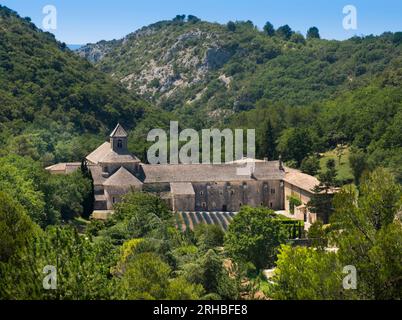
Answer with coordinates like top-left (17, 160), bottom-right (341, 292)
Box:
top-left (319, 148), bottom-right (353, 183)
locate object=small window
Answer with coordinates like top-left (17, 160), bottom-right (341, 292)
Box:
top-left (202, 202), bottom-right (207, 209)
top-left (117, 139), bottom-right (123, 149)
top-left (270, 202), bottom-right (273, 208)
top-left (239, 203), bottom-right (243, 207)
top-left (231, 190), bottom-right (235, 195)
top-left (271, 188), bottom-right (276, 195)
top-left (200, 191), bottom-right (204, 196)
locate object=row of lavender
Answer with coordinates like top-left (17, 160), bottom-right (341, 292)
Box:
top-left (175, 211), bottom-right (237, 231)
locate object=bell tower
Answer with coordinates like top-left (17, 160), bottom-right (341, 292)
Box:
top-left (110, 123), bottom-right (128, 154)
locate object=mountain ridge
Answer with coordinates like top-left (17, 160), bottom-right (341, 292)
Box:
top-left (0, 4), bottom-right (153, 164)
top-left (78, 17), bottom-right (402, 124)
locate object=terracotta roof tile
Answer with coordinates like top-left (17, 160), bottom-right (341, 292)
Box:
top-left (284, 167), bottom-right (320, 193)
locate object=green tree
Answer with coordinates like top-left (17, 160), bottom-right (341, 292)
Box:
top-left (116, 250), bottom-right (203, 300)
top-left (307, 27), bottom-right (320, 39)
top-left (307, 159), bottom-right (338, 223)
top-left (194, 224), bottom-right (225, 251)
top-left (224, 207), bottom-right (287, 269)
top-left (258, 119), bottom-right (276, 160)
top-left (263, 21), bottom-right (275, 36)
top-left (166, 277), bottom-right (204, 300)
top-left (287, 195), bottom-right (302, 215)
top-left (81, 160), bottom-right (94, 219)
top-left (0, 192), bottom-right (38, 262)
top-left (392, 32), bottom-right (402, 44)
top-left (331, 168), bottom-right (402, 299)
top-left (276, 25), bottom-right (293, 40)
top-left (277, 128), bottom-right (313, 167)
top-left (0, 155), bottom-right (47, 226)
top-left (269, 245), bottom-right (347, 300)
top-left (118, 252), bottom-right (171, 300)
top-left (290, 33), bottom-right (305, 44)
top-left (1, 226), bottom-right (117, 300)
top-left (115, 192), bottom-right (171, 222)
top-left (179, 249), bottom-right (239, 300)
top-left (300, 155), bottom-right (320, 176)
top-left (187, 15), bottom-right (201, 23)
top-left (46, 170), bottom-right (92, 220)
top-left (173, 15), bottom-right (186, 23)
top-left (112, 192), bottom-right (172, 240)
top-left (349, 148), bottom-right (368, 185)
top-left (307, 220), bottom-right (327, 250)
top-left (320, 159), bottom-right (337, 188)
top-left (227, 21), bottom-right (236, 32)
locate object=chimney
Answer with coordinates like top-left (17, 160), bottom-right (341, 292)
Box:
top-left (279, 155), bottom-right (284, 171)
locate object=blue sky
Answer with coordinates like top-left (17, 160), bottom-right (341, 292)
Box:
top-left (1, 0), bottom-right (401, 44)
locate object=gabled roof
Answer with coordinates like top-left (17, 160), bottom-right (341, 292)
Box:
top-left (45, 162), bottom-right (81, 174)
top-left (110, 123), bottom-right (128, 138)
top-left (86, 141), bottom-right (139, 164)
top-left (104, 166), bottom-right (143, 187)
top-left (89, 165), bottom-right (107, 186)
top-left (283, 167), bottom-right (320, 193)
top-left (99, 150), bottom-right (140, 164)
top-left (86, 142), bottom-right (111, 164)
top-left (170, 182), bottom-right (195, 195)
top-left (142, 161), bottom-right (284, 183)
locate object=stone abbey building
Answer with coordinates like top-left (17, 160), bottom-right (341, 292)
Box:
top-left (47, 124), bottom-right (321, 225)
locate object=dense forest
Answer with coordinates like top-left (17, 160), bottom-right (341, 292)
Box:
top-left (0, 6), bottom-right (401, 300)
top-left (0, 5), bottom-right (159, 166)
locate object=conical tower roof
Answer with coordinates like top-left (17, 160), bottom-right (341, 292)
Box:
top-left (110, 123), bottom-right (128, 138)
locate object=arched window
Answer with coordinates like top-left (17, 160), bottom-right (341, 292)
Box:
top-left (117, 139), bottom-right (123, 149)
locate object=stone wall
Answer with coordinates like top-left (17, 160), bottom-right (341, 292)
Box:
top-left (172, 194), bottom-right (196, 212)
top-left (284, 181), bottom-right (313, 212)
top-left (192, 180), bottom-right (284, 212)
